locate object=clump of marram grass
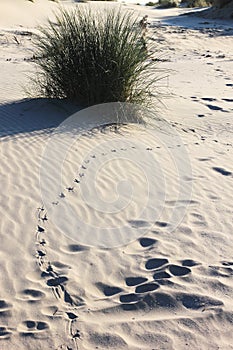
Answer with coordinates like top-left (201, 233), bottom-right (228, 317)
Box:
top-left (145, 1), bottom-right (158, 6)
top-left (186, 0), bottom-right (213, 7)
top-left (31, 8), bottom-right (164, 107)
top-left (157, 0), bottom-right (179, 8)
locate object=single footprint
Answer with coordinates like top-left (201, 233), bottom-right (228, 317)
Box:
top-left (103, 286), bottom-right (122, 297)
top-left (128, 220), bottom-right (150, 228)
top-left (222, 98), bottom-right (233, 102)
top-left (168, 265), bottom-right (191, 277)
top-left (139, 237), bottom-right (156, 247)
top-left (213, 167), bottom-right (232, 176)
top-left (61, 244), bottom-right (88, 253)
top-left (153, 271), bottom-right (171, 280)
top-left (201, 97), bottom-right (216, 102)
top-left (155, 221), bottom-right (168, 228)
top-left (18, 289), bottom-right (45, 302)
top-left (181, 259), bottom-right (199, 267)
top-left (120, 293), bottom-right (140, 303)
top-left (96, 283), bottom-right (123, 297)
top-left (145, 258), bottom-right (169, 270)
top-left (135, 283), bottom-right (160, 293)
top-left (198, 157), bottom-right (212, 161)
top-left (47, 276), bottom-right (68, 287)
top-left (66, 312), bottom-right (78, 320)
top-left (125, 277), bottom-right (148, 286)
top-left (206, 104), bottom-right (223, 111)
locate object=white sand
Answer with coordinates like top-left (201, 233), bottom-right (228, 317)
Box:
top-left (0, 1), bottom-right (233, 349)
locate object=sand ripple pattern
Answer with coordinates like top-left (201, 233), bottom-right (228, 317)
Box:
top-left (40, 102), bottom-right (192, 248)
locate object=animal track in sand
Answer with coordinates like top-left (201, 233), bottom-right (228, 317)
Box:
top-left (181, 259), bottom-right (200, 267)
top-left (222, 98), bottom-right (233, 102)
top-left (145, 258), bottom-right (169, 270)
top-left (212, 167), bottom-right (232, 176)
top-left (201, 97), bottom-right (217, 102)
top-left (120, 293), bottom-right (140, 303)
top-left (206, 104), bottom-right (223, 111)
top-left (0, 326), bottom-right (12, 339)
top-left (135, 283), bottom-right (160, 294)
top-left (96, 282), bottom-right (123, 297)
top-left (128, 220), bottom-right (150, 228)
top-left (61, 244), bottom-right (89, 254)
top-left (221, 261), bottom-right (233, 266)
top-left (139, 237), bottom-right (157, 247)
top-left (0, 300), bottom-right (12, 317)
top-left (18, 320), bottom-right (49, 336)
top-left (36, 142), bottom-right (165, 346)
top-left (47, 276), bottom-right (68, 287)
top-left (153, 271), bottom-right (171, 280)
top-left (125, 277), bottom-right (148, 286)
top-left (168, 265), bottom-right (191, 277)
top-left (103, 286), bottom-right (123, 297)
top-left (155, 221), bottom-right (168, 228)
top-left (17, 289), bottom-right (45, 302)
top-left (198, 157), bottom-right (213, 162)
top-left (35, 210), bottom-right (81, 349)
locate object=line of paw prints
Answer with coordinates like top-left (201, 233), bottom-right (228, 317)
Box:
top-left (96, 245), bottom-right (225, 313)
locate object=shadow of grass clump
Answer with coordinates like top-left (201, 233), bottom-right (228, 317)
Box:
top-left (31, 8), bottom-right (164, 107)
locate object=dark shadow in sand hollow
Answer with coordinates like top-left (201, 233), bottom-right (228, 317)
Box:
top-left (0, 98), bottom-right (80, 141)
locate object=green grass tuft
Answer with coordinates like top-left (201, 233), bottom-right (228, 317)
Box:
top-left (157, 0), bottom-right (179, 8)
top-left (186, 0), bottom-right (213, 7)
top-left (145, 1), bottom-right (158, 5)
top-left (31, 8), bottom-right (165, 107)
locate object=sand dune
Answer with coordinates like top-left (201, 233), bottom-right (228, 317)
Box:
top-left (0, 1), bottom-right (233, 349)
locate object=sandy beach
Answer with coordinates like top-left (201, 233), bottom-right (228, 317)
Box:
top-left (0, 1), bottom-right (233, 349)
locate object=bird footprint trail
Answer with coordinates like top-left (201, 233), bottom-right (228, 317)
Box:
top-left (35, 208), bottom-right (80, 350)
top-left (35, 140), bottom-right (161, 347)
top-left (34, 125), bottom-right (205, 347)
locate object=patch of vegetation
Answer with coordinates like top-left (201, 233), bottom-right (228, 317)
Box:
top-left (31, 8), bottom-right (164, 106)
top-left (186, 0), bottom-right (213, 7)
top-left (145, 1), bottom-right (157, 6)
top-left (213, 0), bottom-right (232, 7)
top-left (157, 0), bottom-right (179, 8)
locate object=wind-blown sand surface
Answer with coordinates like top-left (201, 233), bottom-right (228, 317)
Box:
top-left (0, 1), bottom-right (233, 349)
